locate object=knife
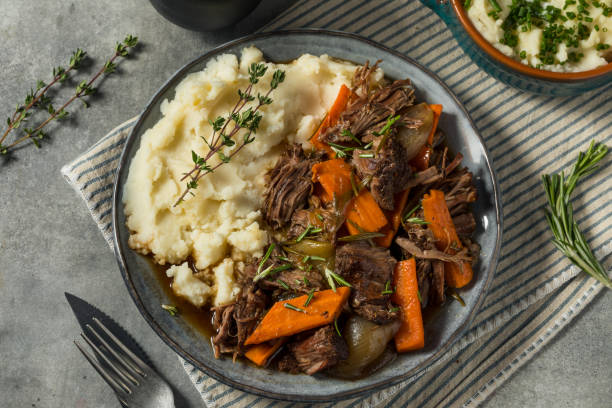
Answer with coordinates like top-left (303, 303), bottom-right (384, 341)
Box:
top-left (65, 292), bottom-right (154, 368)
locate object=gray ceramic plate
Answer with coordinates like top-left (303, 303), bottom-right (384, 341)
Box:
top-left (112, 29), bottom-right (502, 402)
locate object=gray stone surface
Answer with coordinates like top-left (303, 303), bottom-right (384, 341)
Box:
top-left (0, 1), bottom-right (609, 407)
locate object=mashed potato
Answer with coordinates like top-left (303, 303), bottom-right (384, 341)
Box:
top-left (468, 0), bottom-right (612, 72)
top-left (124, 47), bottom-right (378, 307)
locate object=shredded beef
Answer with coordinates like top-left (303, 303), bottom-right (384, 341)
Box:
top-left (263, 144), bottom-right (320, 229)
top-left (287, 208), bottom-right (337, 241)
top-left (211, 282), bottom-right (268, 360)
top-left (416, 259), bottom-right (431, 309)
top-left (430, 260), bottom-right (446, 305)
top-left (396, 237), bottom-right (472, 264)
top-left (288, 325), bottom-right (348, 375)
top-left (335, 243), bottom-right (398, 324)
top-left (275, 352), bottom-right (301, 374)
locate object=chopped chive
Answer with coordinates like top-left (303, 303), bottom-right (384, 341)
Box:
top-left (277, 279), bottom-right (290, 290)
top-left (283, 303), bottom-right (306, 313)
top-left (309, 255), bottom-right (326, 262)
top-left (405, 217), bottom-right (430, 225)
top-left (334, 318), bottom-right (342, 337)
top-left (381, 280), bottom-right (394, 295)
top-left (403, 203), bottom-right (421, 221)
top-left (341, 128), bottom-right (362, 145)
top-left (278, 256), bottom-right (290, 262)
top-left (309, 227), bottom-right (323, 234)
top-left (325, 267), bottom-right (352, 290)
top-left (302, 255), bottom-right (310, 263)
top-left (296, 225), bottom-right (311, 242)
top-left (488, 0), bottom-right (502, 12)
top-left (388, 306), bottom-right (400, 313)
top-left (253, 263), bottom-right (292, 282)
top-left (338, 232), bottom-right (386, 242)
top-left (316, 213), bottom-right (324, 221)
top-left (330, 145), bottom-right (346, 159)
top-left (257, 243), bottom-right (275, 274)
top-left (358, 153), bottom-right (375, 158)
top-left (304, 289), bottom-right (315, 307)
top-left (161, 304), bottom-right (178, 316)
top-left (303, 276), bottom-right (310, 286)
top-left (328, 142), bottom-right (357, 152)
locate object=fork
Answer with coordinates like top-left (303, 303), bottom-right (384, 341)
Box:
top-left (74, 317), bottom-right (175, 408)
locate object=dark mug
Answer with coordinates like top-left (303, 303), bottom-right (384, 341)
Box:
top-left (149, 0), bottom-right (263, 31)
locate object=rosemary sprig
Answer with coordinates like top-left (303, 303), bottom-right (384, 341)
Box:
top-left (174, 65), bottom-right (286, 206)
top-left (381, 280), bottom-right (394, 295)
top-left (334, 318), bottom-right (342, 337)
top-left (0, 36), bottom-right (138, 155)
top-left (541, 141), bottom-right (611, 289)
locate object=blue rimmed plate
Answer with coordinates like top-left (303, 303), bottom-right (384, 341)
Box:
top-left (112, 29), bottom-right (502, 402)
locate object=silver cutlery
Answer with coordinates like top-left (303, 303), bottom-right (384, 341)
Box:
top-left (74, 317), bottom-right (175, 408)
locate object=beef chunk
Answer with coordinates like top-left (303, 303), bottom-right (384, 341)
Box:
top-left (453, 212), bottom-right (476, 238)
top-left (288, 325), bottom-right (348, 375)
top-left (211, 282), bottom-right (268, 360)
top-left (287, 208), bottom-right (338, 241)
top-left (352, 136), bottom-right (413, 210)
top-left (257, 267), bottom-right (326, 294)
top-left (263, 144), bottom-right (320, 229)
top-left (335, 243), bottom-right (398, 324)
top-left (275, 352), bottom-right (301, 374)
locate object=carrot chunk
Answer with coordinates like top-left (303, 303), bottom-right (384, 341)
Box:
top-left (244, 287), bottom-right (351, 345)
top-left (374, 189), bottom-right (411, 247)
top-left (392, 258), bottom-right (425, 352)
top-left (311, 159), bottom-right (354, 204)
top-left (310, 84), bottom-right (352, 155)
top-left (345, 189), bottom-right (388, 235)
top-left (244, 338), bottom-right (286, 366)
top-left (422, 189), bottom-right (473, 288)
top-left (410, 104), bottom-right (443, 171)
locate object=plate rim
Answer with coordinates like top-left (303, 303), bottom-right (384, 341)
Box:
top-left (112, 28), bottom-right (503, 402)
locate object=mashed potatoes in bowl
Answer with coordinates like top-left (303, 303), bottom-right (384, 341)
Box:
top-left (466, 0), bottom-right (612, 72)
top-left (123, 47), bottom-right (379, 308)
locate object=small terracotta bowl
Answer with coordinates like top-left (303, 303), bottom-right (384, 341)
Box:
top-left (421, 0), bottom-right (612, 95)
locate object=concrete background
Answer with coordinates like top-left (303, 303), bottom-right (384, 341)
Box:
top-left (0, 1), bottom-right (609, 407)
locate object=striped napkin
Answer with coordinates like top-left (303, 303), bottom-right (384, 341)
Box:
top-left (62, 0), bottom-right (611, 406)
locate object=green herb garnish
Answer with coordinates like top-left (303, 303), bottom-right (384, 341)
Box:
top-left (161, 304), bottom-right (178, 316)
top-left (304, 289), bottom-right (315, 307)
top-left (284, 303), bottom-right (306, 313)
top-left (542, 141), bottom-right (611, 289)
top-left (258, 243), bottom-right (276, 274)
top-left (337, 232), bottom-right (386, 242)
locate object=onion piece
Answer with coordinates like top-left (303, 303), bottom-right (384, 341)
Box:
top-left (397, 103), bottom-right (434, 160)
top-left (331, 316), bottom-right (400, 379)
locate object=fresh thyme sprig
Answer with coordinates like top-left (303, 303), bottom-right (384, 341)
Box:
top-left (0, 35), bottom-right (138, 155)
top-left (0, 48), bottom-right (87, 153)
top-left (174, 64), bottom-right (286, 206)
top-left (542, 140), bottom-right (611, 289)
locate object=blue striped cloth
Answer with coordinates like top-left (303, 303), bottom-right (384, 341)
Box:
top-left (62, 1), bottom-right (611, 406)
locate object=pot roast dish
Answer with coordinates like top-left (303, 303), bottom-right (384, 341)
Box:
top-left (123, 48), bottom-right (479, 379)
